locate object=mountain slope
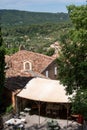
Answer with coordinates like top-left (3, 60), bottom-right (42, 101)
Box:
top-left (0, 9), bottom-right (69, 26)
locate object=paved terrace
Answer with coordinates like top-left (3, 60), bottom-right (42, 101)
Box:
top-left (3, 112), bottom-right (83, 130)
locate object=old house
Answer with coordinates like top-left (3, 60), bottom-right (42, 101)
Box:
top-left (5, 50), bottom-right (57, 110)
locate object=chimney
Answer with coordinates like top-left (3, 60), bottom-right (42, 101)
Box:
top-left (19, 45), bottom-right (25, 51)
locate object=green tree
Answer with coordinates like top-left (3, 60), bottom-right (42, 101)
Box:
top-left (46, 48), bottom-right (55, 56)
top-left (71, 89), bottom-right (87, 119)
top-left (0, 27), bottom-right (5, 106)
top-left (57, 5), bottom-right (87, 94)
top-left (57, 4), bottom-right (87, 118)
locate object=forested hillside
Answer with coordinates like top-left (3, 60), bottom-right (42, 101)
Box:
top-left (1, 10), bottom-right (72, 55)
top-left (0, 9), bottom-right (69, 26)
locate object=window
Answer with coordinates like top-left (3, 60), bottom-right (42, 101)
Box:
top-left (25, 62), bottom-right (30, 70)
top-left (23, 61), bottom-right (32, 71)
top-left (46, 70), bottom-right (49, 77)
top-left (54, 67), bottom-right (57, 75)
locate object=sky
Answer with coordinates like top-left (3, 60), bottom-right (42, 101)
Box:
top-left (0, 0), bottom-right (86, 13)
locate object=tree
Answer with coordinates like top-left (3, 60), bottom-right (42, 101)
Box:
top-left (0, 27), bottom-right (5, 106)
top-left (57, 4), bottom-right (87, 118)
top-left (57, 5), bottom-right (87, 94)
top-left (46, 48), bottom-right (55, 56)
top-left (71, 89), bottom-right (87, 119)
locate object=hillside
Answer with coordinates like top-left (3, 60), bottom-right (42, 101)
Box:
top-left (0, 10), bottom-right (72, 55)
top-left (0, 9), bottom-right (69, 26)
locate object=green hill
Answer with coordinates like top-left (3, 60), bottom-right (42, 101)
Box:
top-left (0, 9), bottom-right (69, 26)
top-left (0, 10), bottom-right (72, 55)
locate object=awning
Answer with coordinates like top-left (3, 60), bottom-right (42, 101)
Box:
top-left (17, 77), bottom-right (71, 103)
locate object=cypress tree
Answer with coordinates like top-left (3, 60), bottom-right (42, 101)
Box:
top-left (0, 27), bottom-right (5, 106)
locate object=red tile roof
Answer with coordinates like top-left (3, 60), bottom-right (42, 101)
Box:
top-left (5, 50), bottom-right (55, 90)
top-left (8, 50), bottom-right (55, 73)
top-left (6, 68), bottom-right (46, 78)
top-left (5, 55), bottom-right (10, 63)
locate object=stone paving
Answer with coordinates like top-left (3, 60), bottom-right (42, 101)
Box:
top-left (3, 113), bottom-right (84, 130)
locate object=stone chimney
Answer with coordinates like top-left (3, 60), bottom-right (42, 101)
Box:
top-left (19, 45), bottom-right (25, 51)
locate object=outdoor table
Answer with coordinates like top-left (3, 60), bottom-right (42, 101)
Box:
top-left (49, 121), bottom-right (57, 127)
top-left (5, 118), bottom-right (22, 125)
top-left (5, 118), bottom-right (26, 130)
top-left (21, 118), bottom-right (26, 123)
top-left (71, 114), bottom-right (79, 118)
top-left (24, 107), bottom-right (31, 112)
top-left (5, 118), bottom-right (26, 126)
top-left (47, 120), bottom-right (60, 130)
top-left (20, 111), bottom-right (26, 116)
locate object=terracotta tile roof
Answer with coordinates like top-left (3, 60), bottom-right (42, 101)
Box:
top-left (5, 50), bottom-right (54, 91)
top-left (6, 68), bottom-right (46, 78)
top-left (5, 55), bottom-right (10, 63)
top-left (8, 50), bottom-right (55, 73)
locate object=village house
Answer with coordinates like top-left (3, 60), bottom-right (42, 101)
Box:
top-left (4, 49), bottom-right (57, 111)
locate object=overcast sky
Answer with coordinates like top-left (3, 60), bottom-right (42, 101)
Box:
top-left (0, 0), bottom-right (86, 13)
